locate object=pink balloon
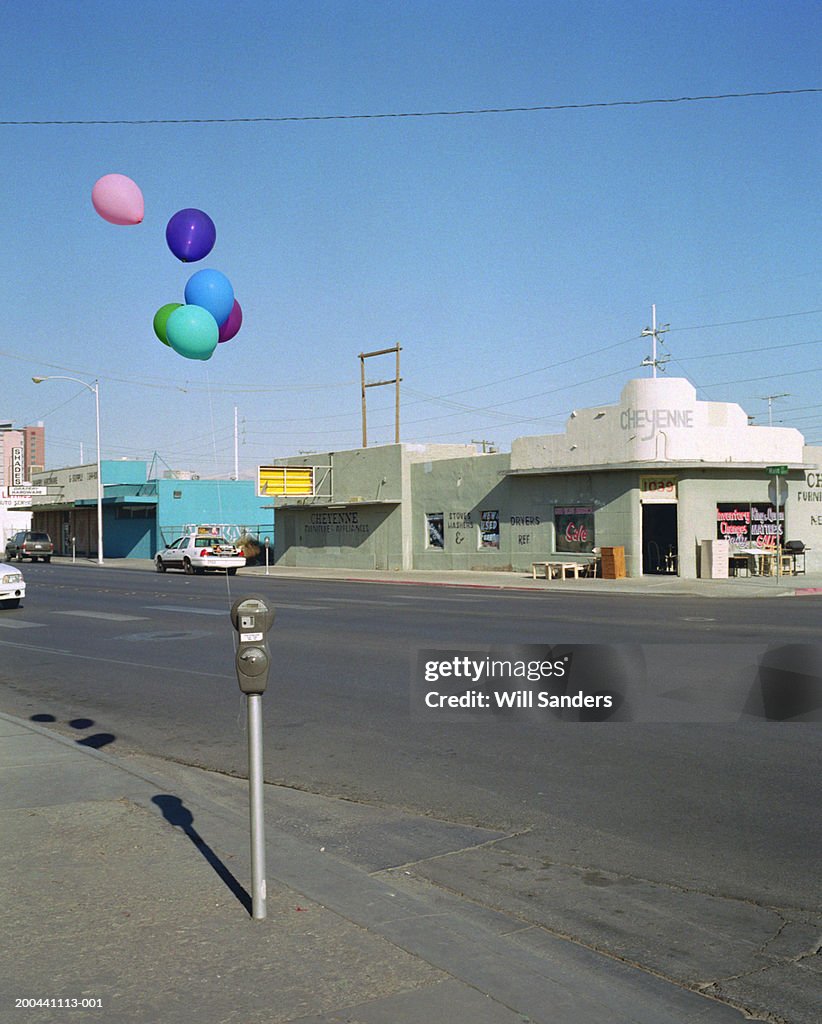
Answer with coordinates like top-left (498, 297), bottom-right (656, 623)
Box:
top-left (91, 173), bottom-right (144, 225)
top-left (218, 300), bottom-right (243, 343)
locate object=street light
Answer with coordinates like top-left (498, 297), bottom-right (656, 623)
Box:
top-left (32, 375), bottom-right (103, 565)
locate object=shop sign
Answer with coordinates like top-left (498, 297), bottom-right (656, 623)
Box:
top-left (11, 447), bottom-right (24, 486)
top-left (554, 505), bottom-right (594, 553)
top-left (480, 510), bottom-right (499, 549)
top-left (716, 502), bottom-right (784, 548)
top-left (639, 475), bottom-right (677, 501)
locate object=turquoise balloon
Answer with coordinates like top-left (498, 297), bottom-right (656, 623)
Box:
top-left (184, 268), bottom-right (234, 327)
top-left (165, 304), bottom-right (219, 361)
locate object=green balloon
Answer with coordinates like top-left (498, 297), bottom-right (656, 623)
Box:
top-left (153, 303), bottom-right (182, 346)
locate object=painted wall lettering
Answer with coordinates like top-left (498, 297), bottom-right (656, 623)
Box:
top-left (620, 408), bottom-right (694, 441)
top-left (306, 510), bottom-right (370, 534)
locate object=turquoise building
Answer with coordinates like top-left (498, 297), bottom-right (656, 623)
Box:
top-left (27, 460), bottom-right (273, 559)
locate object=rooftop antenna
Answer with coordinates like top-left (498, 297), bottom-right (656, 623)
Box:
top-left (640, 304), bottom-right (670, 378)
top-left (757, 393), bottom-right (790, 427)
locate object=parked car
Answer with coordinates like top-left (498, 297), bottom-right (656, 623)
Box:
top-left (4, 531), bottom-right (53, 562)
top-left (154, 529), bottom-right (246, 575)
top-left (0, 562), bottom-right (26, 608)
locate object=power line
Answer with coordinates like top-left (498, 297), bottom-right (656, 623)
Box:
top-left (669, 308), bottom-right (822, 332)
top-left (2, 89), bottom-right (819, 127)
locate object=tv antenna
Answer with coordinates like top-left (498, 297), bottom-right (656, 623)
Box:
top-left (757, 393), bottom-right (790, 427)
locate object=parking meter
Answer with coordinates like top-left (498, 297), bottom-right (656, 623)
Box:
top-left (230, 595), bottom-right (276, 694)
top-left (230, 595), bottom-right (276, 920)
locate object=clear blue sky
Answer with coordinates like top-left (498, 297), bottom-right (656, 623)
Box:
top-left (2, 1), bottom-right (820, 477)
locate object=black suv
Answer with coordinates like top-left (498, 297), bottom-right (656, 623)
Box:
top-left (5, 531), bottom-right (53, 562)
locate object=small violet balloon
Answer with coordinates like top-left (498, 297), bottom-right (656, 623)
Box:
top-left (184, 268), bottom-right (234, 327)
top-left (92, 173), bottom-right (144, 225)
top-left (153, 303), bottom-right (182, 346)
top-left (165, 304), bottom-right (219, 361)
top-left (166, 208), bottom-right (216, 262)
top-left (218, 300), bottom-right (243, 343)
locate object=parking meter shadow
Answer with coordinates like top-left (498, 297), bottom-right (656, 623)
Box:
top-left (151, 794), bottom-right (252, 915)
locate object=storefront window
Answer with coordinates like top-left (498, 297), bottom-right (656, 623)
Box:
top-left (554, 506), bottom-right (595, 553)
top-left (717, 502), bottom-right (783, 548)
top-left (426, 512), bottom-right (444, 549)
top-left (479, 510), bottom-right (500, 549)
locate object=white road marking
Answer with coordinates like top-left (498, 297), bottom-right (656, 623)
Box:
top-left (55, 611), bottom-right (148, 621)
top-left (146, 605), bottom-right (228, 616)
top-left (0, 637), bottom-right (230, 676)
top-left (0, 618), bottom-right (46, 630)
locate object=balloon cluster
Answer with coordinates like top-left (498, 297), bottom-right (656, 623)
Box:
top-left (157, 207), bottom-right (243, 361)
top-left (91, 174), bottom-right (243, 362)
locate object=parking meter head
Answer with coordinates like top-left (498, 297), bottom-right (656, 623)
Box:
top-left (231, 596), bottom-right (274, 694)
top-left (230, 595), bottom-right (275, 634)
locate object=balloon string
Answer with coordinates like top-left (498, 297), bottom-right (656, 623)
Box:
top-left (203, 365), bottom-right (233, 608)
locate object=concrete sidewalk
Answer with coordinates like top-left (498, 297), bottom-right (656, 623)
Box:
top-left (0, 712), bottom-right (751, 1024)
top-left (48, 554), bottom-right (822, 597)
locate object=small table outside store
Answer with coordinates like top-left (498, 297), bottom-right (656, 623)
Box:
top-left (736, 547), bottom-right (779, 576)
top-left (532, 561), bottom-right (583, 581)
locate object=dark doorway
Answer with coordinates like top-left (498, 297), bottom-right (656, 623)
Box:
top-left (642, 504), bottom-right (678, 575)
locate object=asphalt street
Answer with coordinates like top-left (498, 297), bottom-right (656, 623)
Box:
top-left (1, 562), bottom-right (819, 1022)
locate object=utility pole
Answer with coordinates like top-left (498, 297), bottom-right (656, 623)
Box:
top-left (359, 344), bottom-right (401, 448)
top-left (640, 304), bottom-right (670, 377)
top-left (757, 393), bottom-right (790, 427)
top-left (471, 439), bottom-right (497, 453)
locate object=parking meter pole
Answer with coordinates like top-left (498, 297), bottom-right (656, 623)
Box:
top-left (247, 693), bottom-right (266, 920)
top-left (265, 537), bottom-right (270, 576)
top-left (776, 475), bottom-right (783, 587)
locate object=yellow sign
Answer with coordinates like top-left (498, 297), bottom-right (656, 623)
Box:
top-left (258, 466), bottom-right (314, 497)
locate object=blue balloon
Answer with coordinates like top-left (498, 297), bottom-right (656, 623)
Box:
top-left (165, 304), bottom-right (219, 361)
top-left (184, 269), bottom-right (234, 327)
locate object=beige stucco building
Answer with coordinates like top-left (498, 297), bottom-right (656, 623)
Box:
top-left (268, 377), bottom-right (821, 578)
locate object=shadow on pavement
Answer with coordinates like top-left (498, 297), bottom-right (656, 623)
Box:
top-left (152, 793), bottom-right (252, 915)
top-left (30, 711), bottom-right (117, 749)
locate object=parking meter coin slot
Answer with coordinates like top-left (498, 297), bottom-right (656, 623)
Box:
top-left (236, 643), bottom-right (270, 694)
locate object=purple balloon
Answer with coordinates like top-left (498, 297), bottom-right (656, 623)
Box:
top-left (218, 300), bottom-right (243, 343)
top-left (166, 208), bottom-right (216, 262)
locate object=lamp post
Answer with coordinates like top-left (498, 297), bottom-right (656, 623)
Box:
top-left (33, 375), bottom-right (103, 565)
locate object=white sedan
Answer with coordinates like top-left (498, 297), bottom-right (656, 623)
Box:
top-left (0, 562), bottom-right (26, 609)
top-left (154, 534), bottom-right (246, 575)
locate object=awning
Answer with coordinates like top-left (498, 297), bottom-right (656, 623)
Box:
top-left (505, 461), bottom-right (814, 477)
top-left (261, 498), bottom-right (401, 511)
